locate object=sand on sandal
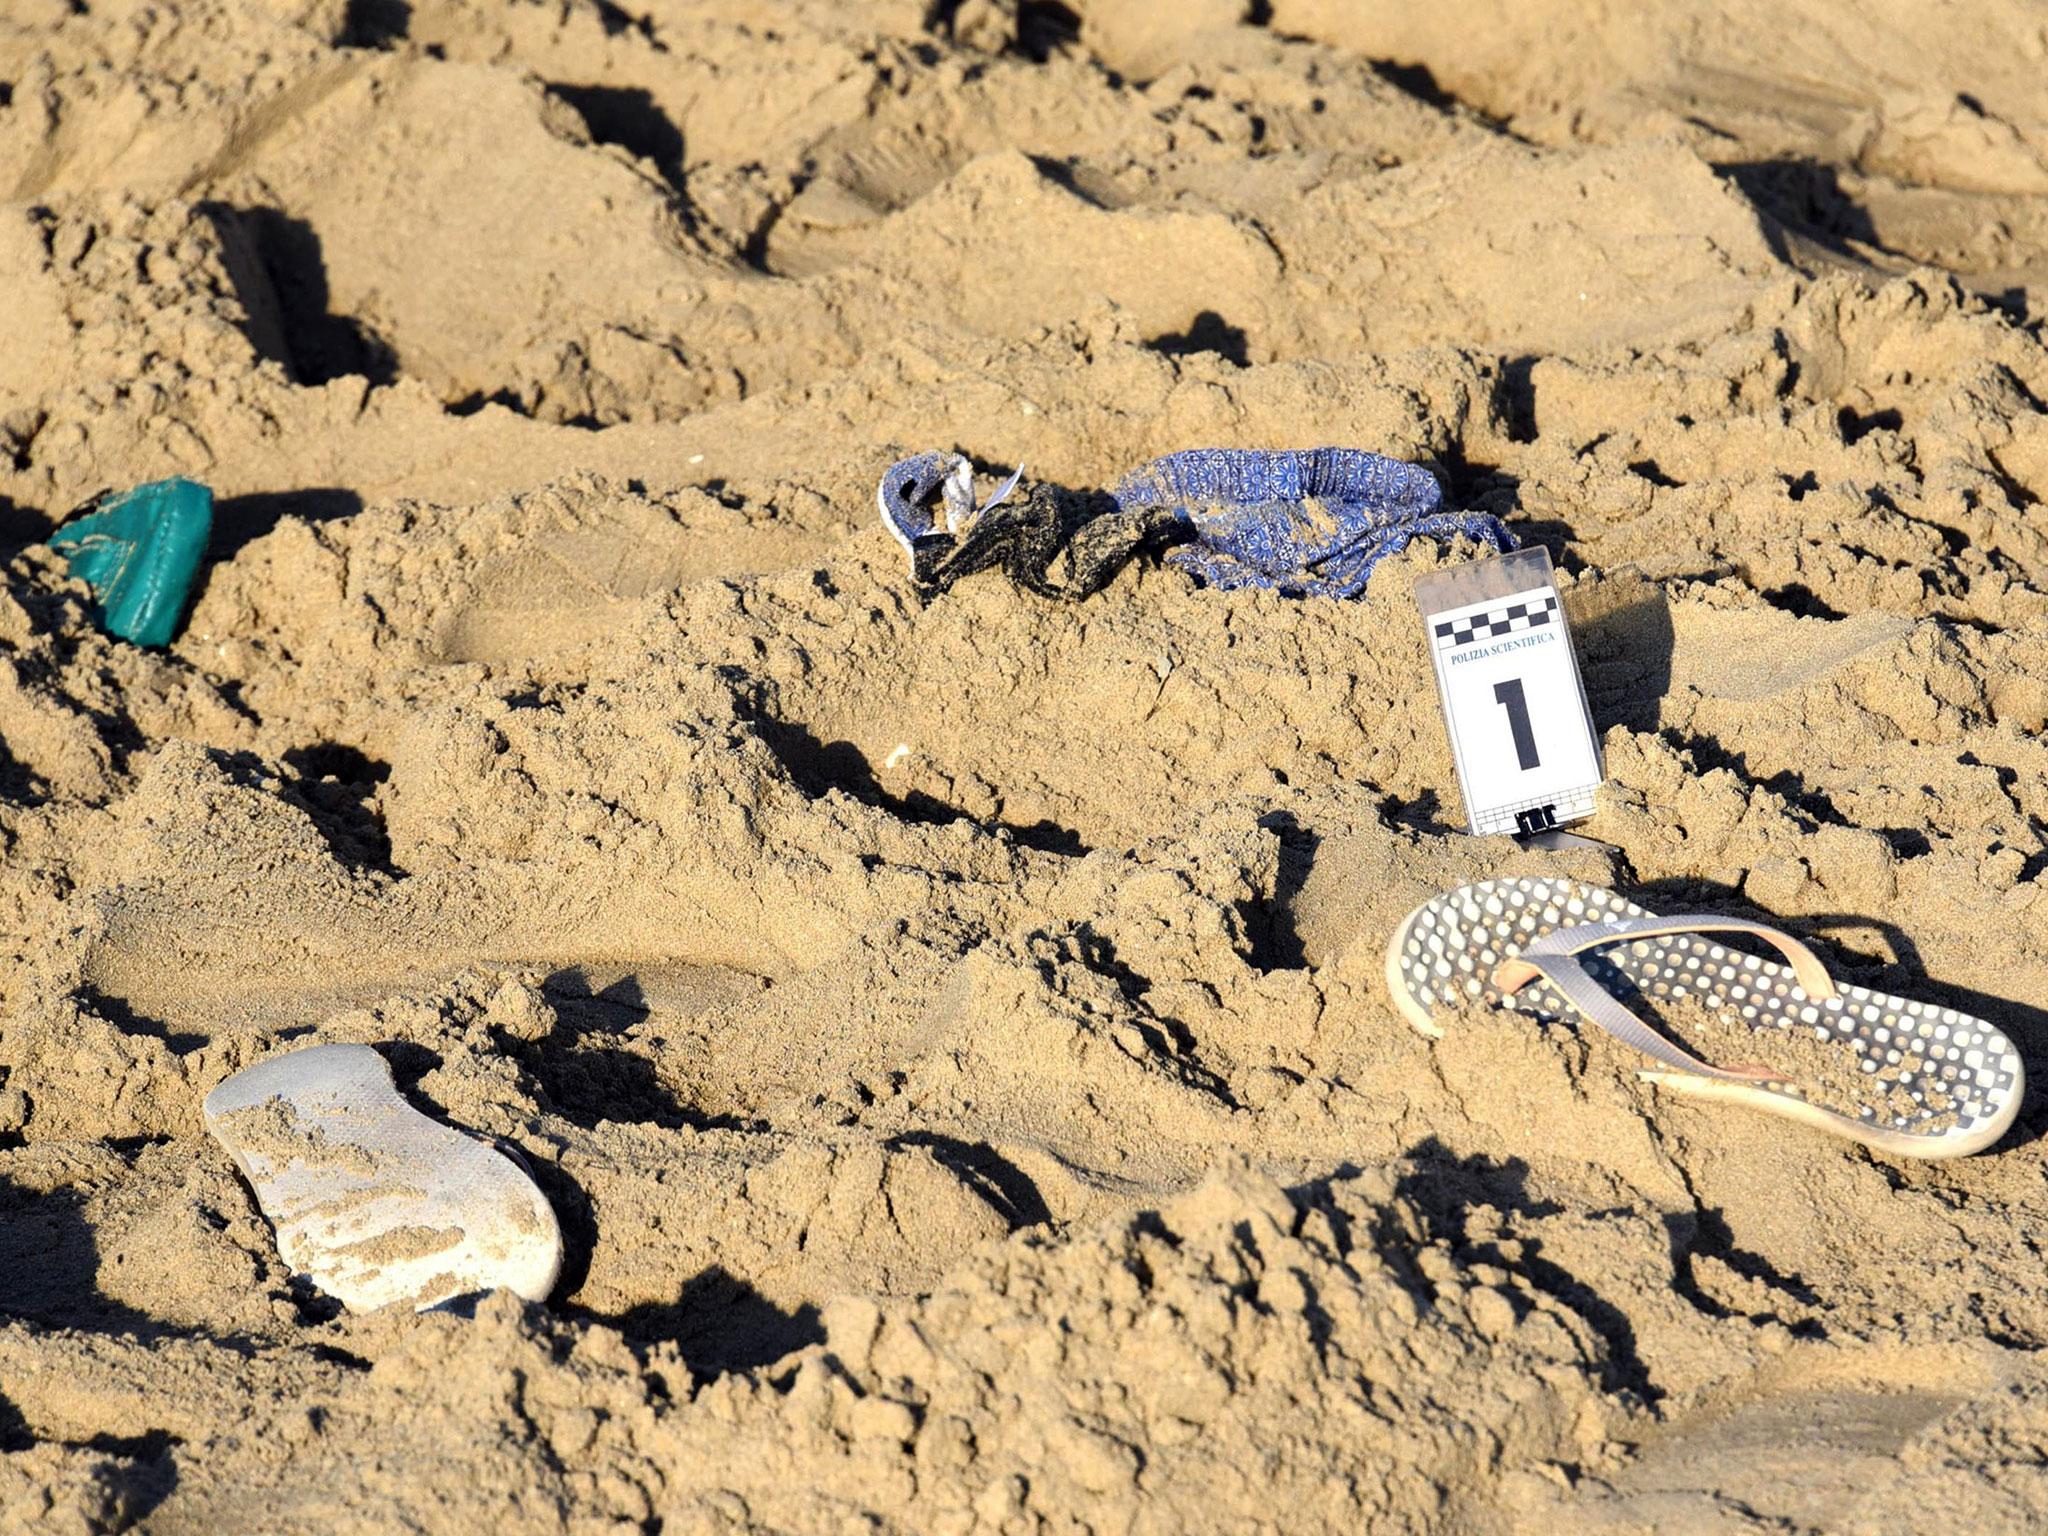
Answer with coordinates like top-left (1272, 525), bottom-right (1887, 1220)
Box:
top-left (202, 1042), bottom-right (563, 1312)
top-left (3, 1), bottom-right (2048, 1533)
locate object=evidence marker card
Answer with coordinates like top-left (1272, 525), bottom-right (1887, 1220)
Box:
top-left (1413, 547), bottom-right (1603, 838)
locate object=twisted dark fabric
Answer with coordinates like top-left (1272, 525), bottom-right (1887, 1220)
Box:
top-left (875, 446), bottom-right (1516, 600)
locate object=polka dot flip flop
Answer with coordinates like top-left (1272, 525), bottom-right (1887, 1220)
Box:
top-left (1384, 876), bottom-right (2024, 1159)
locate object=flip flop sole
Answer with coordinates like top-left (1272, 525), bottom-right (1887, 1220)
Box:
top-left (204, 1044), bottom-right (563, 1312)
top-left (1384, 876), bottom-right (2024, 1159)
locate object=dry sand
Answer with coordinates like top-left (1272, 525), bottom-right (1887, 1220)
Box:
top-left (2, 1), bottom-right (2048, 1531)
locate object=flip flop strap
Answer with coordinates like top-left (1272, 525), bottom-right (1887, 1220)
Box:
top-left (1491, 914), bottom-right (1838, 1083)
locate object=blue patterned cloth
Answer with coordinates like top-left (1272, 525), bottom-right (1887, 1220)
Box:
top-left (1113, 447), bottom-right (1515, 598)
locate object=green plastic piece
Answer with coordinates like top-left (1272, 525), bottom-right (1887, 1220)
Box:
top-left (47, 477), bottom-right (213, 647)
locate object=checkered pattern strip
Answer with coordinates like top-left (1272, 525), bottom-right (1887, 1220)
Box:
top-left (1432, 592), bottom-right (1558, 650)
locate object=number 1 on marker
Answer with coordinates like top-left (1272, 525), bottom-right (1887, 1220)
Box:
top-left (1491, 678), bottom-right (1540, 770)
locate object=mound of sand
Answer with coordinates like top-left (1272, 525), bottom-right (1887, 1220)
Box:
top-left (2, 1), bottom-right (2047, 1532)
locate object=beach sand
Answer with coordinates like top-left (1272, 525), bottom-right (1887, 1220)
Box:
top-left (2, 1), bottom-right (2047, 1530)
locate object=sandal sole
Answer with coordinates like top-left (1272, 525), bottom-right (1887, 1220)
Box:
top-left (204, 1043), bottom-right (563, 1311)
top-left (1384, 876), bottom-right (2023, 1159)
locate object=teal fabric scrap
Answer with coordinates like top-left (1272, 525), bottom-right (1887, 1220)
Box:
top-left (47, 477), bottom-right (214, 647)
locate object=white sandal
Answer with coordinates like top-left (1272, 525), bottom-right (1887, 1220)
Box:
top-left (1384, 876), bottom-right (2024, 1159)
top-left (205, 1043), bottom-right (563, 1311)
